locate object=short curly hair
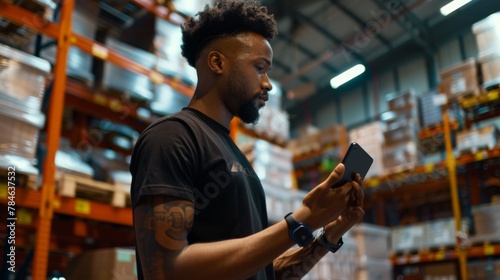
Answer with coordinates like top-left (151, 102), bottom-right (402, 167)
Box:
top-left (180, 0), bottom-right (278, 67)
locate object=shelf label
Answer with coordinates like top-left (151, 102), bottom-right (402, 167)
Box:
top-left (18, 209), bottom-right (32, 225)
top-left (435, 251), bottom-right (445, 260)
top-left (474, 151), bottom-right (487, 161)
top-left (424, 163), bottom-right (434, 173)
top-left (149, 71), bottom-right (164, 84)
top-left (0, 183), bottom-right (7, 199)
top-left (94, 93), bottom-right (107, 106)
top-left (92, 44), bottom-right (109, 60)
top-left (409, 254), bottom-right (420, 263)
top-left (52, 199), bottom-right (61, 208)
top-left (75, 199), bottom-right (91, 215)
top-left (366, 178), bottom-right (380, 188)
top-left (396, 255), bottom-right (407, 264)
top-left (109, 98), bottom-right (123, 112)
top-left (484, 245), bottom-right (494, 255)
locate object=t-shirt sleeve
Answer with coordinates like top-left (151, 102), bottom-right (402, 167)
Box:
top-left (130, 120), bottom-right (198, 207)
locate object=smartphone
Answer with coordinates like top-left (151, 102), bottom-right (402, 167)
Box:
top-left (331, 142), bottom-right (373, 188)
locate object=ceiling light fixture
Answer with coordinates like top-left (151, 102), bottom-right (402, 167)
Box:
top-left (440, 0), bottom-right (472, 16)
top-left (330, 64), bottom-right (366, 89)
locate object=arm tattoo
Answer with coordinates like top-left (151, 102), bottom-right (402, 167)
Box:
top-left (134, 196), bottom-right (194, 279)
top-left (153, 198), bottom-right (194, 249)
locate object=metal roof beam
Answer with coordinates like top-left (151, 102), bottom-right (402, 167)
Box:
top-left (275, 33), bottom-right (339, 73)
top-left (371, 0), bottom-right (433, 54)
top-left (293, 11), bottom-right (366, 62)
top-left (330, 0), bottom-right (393, 49)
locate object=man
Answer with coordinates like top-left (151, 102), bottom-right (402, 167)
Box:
top-left (130, 1), bottom-right (365, 279)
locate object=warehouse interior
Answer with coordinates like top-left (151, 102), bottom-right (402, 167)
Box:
top-left (0, 0), bottom-right (499, 279)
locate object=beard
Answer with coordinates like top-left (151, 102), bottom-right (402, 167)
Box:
top-left (228, 68), bottom-right (262, 124)
top-left (238, 95), bottom-right (261, 124)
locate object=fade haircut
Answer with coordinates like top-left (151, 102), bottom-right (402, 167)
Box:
top-left (180, 0), bottom-right (278, 67)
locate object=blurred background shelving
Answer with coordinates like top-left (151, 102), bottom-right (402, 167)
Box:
top-left (0, 0), bottom-right (500, 279)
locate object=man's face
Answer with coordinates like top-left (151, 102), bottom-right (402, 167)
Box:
top-left (224, 32), bottom-right (273, 124)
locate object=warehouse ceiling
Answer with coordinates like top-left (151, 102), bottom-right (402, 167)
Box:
top-left (257, 0), bottom-right (500, 110)
top-left (103, 0), bottom-right (499, 112)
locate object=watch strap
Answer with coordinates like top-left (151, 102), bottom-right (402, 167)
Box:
top-left (316, 227), bottom-right (344, 253)
top-left (284, 212), bottom-right (313, 247)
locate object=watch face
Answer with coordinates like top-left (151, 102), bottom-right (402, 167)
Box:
top-left (293, 226), bottom-right (313, 245)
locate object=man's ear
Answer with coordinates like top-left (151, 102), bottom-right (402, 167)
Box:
top-left (207, 51), bottom-right (225, 74)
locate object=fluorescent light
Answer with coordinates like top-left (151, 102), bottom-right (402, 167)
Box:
top-left (330, 64), bottom-right (366, 89)
top-left (440, 0), bottom-right (472, 16)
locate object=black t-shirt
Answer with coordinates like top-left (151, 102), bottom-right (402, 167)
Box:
top-left (130, 107), bottom-right (275, 280)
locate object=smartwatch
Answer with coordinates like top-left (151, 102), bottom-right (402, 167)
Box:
top-left (284, 212), bottom-right (313, 247)
top-left (316, 227), bottom-right (344, 253)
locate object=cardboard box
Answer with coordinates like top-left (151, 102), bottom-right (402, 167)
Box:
top-left (392, 224), bottom-right (426, 252)
top-left (65, 248), bottom-right (137, 280)
top-left (439, 58), bottom-right (481, 98)
top-left (350, 223), bottom-right (391, 258)
top-left (478, 50), bottom-right (500, 88)
top-left (423, 262), bottom-right (458, 279)
top-left (472, 12), bottom-right (500, 55)
top-left (386, 90), bottom-right (417, 112)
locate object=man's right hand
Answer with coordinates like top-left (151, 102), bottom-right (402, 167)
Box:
top-left (293, 163), bottom-right (359, 230)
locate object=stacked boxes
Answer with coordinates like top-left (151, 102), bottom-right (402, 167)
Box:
top-left (456, 126), bottom-right (500, 154)
top-left (40, 0), bottom-right (98, 84)
top-left (0, 43), bottom-right (50, 175)
top-left (391, 223), bottom-right (426, 252)
top-left (392, 218), bottom-right (470, 252)
top-left (246, 105), bottom-right (290, 143)
top-left (424, 218), bottom-right (470, 249)
top-left (473, 12), bottom-right (500, 89)
top-left (155, 18), bottom-right (197, 86)
top-left (240, 139), bottom-right (297, 222)
top-left (103, 37), bottom-right (156, 103)
top-left (471, 203), bottom-right (500, 240)
top-left (467, 260), bottom-right (500, 280)
top-left (348, 121), bottom-right (386, 178)
top-left (0, 0), bottom-right (56, 50)
top-left (382, 90), bottom-right (421, 174)
top-left (419, 91), bottom-right (443, 128)
top-left (349, 223), bottom-right (393, 280)
top-left (439, 58), bottom-right (481, 99)
top-left (65, 248), bottom-right (137, 280)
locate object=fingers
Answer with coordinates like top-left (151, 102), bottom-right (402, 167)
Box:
top-left (351, 181), bottom-right (364, 207)
top-left (354, 173), bottom-right (362, 185)
top-left (318, 163), bottom-right (345, 190)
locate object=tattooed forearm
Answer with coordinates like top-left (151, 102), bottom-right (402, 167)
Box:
top-left (274, 239), bottom-right (328, 280)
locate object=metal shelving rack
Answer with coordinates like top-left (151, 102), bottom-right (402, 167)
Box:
top-left (0, 1), bottom-right (192, 278)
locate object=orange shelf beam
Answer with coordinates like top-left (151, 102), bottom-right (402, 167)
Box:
top-left (65, 79), bottom-right (153, 132)
top-left (0, 187), bottom-right (132, 226)
top-left (456, 147), bottom-right (500, 166)
top-left (0, 2), bottom-right (60, 38)
top-left (392, 244), bottom-right (500, 265)
top-left (130, 0), bottom-right (185, 25)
